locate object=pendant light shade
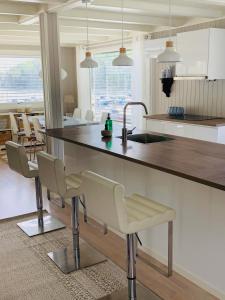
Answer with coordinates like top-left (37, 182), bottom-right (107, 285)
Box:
top-left (157, 41), bottom-right (181, 63)
top-left (112, 48), bottom-right (133, 66)
top-left (157, 0), bottom-right (181, 63)
top-left (80, 0), bottom-right (98, 69)
top-left (113, 0), bottom-right (133, 67)
top-left (80, 51), bottom-right (98, 68)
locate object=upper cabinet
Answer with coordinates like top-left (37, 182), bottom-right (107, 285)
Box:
top-left (176, 28), bottom-right (225, 80)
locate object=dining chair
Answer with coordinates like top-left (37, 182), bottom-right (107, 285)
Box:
top-left (9, 112), bottom-right (25, 143)
top-left (85, 109), bottom-right (94, 122)
top-left (22, 114), bottom-right (36, 160)
top-left (32, 117), bottom-right (46, 153)
top-left (73, 107), bottom-right (81, 119)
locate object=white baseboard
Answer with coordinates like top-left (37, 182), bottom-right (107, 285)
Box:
top-left (140, 245), bottom-right (225, 300)
top-left (72, 203), bottom-right (225, 299)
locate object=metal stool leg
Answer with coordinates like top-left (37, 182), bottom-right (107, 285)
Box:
top-left (47, 189), bottom-right (51, 200)
top-left (79, 194), bottom-right (88, 223)
top-left (72, 196), bottom-right (80, 270)
top-left (61, 197), bottom-right (65, 208)
top-left (127, 234), bottom-right (137, 300)
top-left (99, 233), bottom-right (160, 300)
top-left (48, 196), bottom-right (106, 274)
top-left (168, 221), bottom-right (173, 277)
top-left (17, 176), bottom-right (65, 237)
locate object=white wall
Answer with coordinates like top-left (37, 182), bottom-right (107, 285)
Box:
top-left (61, 47), bottom-right (78, 114)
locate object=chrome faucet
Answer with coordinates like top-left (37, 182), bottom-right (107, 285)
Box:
top-left (122, 102), bottom-right (148, 143)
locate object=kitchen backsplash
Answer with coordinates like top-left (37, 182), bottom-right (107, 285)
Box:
top-left (154, 62), bottom-right (225, 117)
top-left (152, 18), bottom-right (225, 117)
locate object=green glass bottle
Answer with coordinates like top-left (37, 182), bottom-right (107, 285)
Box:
top-left (105, 113), bottom-right (113, 131)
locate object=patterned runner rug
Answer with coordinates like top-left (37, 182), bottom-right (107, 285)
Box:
top-left (0, 214), bottom-right (126, 300)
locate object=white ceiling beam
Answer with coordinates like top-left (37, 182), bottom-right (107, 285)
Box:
top-left (18, 15), bottom-right (39, 25)
top-left (0, 23), bottom-right (126, 36)
top-left (0, 15), bottom-right (19, 23)
top-left (48, 0), bottom-right (82, 11)
top-left (0, 31), bottom-right (40, 38)
top-left (0, 23), bottom-right (39, 32)
top-left (60, 8), bottom-right (186, 26)
top-left (181, 0), bottom-right (225, 7)
top-left (9, 0), bottom-right (64, 3)
top-left (0, 2), bottom-right (41, 16)
top-left (92, 0), bottom-right (225, 18)
top-left (18, 0), bottom-right (82, 24)
top-left (59, 18), bottom-right (155, 32)
top-left (0, 27), bottom-right (124, 40)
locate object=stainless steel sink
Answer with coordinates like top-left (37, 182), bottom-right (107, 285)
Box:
top-left (118, 133), bottom-right (173, 144)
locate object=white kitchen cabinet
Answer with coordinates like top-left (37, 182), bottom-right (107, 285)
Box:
top-left (176, 28), bottom-right (225, 79)
top-left (146, 119), bottom-right (225, 144)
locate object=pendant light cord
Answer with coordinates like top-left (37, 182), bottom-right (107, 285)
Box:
top-left (169, 0), bottom-right (172, 40)
top-left (86, 0), bottom-right (89, 50)
top-left (121, 0), bottom-right (124, 48)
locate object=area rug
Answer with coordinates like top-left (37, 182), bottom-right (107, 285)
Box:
top-left (0, 214), bottom-right (127, 300)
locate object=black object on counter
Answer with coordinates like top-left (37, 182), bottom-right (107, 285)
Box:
top-left (161, 78), bottom-right (174, 97)
top-left (169, 114), bottom-right (221, 121)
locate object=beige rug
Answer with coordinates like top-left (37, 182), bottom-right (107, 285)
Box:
top-left (0, 214), bottom-right (127, 300)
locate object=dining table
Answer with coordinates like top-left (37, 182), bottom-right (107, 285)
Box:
top-left (17, 115), bottom-right (99, 128)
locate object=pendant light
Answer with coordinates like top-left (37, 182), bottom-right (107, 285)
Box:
top-left (112, 0), bottom-right (133, 66)
top-left (80, 0), bottom-right (98, 68)
top-left (157, 0), bottom-right (181, 63)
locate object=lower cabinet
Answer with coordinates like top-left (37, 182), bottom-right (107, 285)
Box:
top-left (146, 119), bottom-right (225, 144)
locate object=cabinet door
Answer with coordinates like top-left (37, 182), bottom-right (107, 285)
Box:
top-left (163, 122), bottom-right (185, 136)
top-left (184, 124), bottom-right (217, 142)
top-left (176, 29), bottom-right (209, 77)
top-left (146, 120), bottom-right (165, 134)
top-left (208, 29), bottom-right (225, 80)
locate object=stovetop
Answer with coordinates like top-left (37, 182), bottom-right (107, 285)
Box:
top-left (169, 114), bottom-right (221, 121)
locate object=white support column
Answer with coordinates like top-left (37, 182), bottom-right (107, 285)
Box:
top-left (39, 12), bottom-right (63, 158)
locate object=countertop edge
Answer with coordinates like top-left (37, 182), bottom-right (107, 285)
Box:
top-left (47, 128), bottom-right (225, 192)
top-left (144, 114), bottom-right (225, 127)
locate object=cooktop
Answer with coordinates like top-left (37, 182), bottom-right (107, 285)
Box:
top-left (169, 114), bottom-right (221, 121)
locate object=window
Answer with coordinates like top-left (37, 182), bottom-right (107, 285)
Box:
top-left (0, 56), bottom-right (43, 104)
top-left (92, 50), bottom-right (133, 122)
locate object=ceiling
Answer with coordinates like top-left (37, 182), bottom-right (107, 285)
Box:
top-left (1, 0), bottom-right (225, 46)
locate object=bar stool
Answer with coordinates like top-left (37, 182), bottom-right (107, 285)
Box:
top-left (5, 141), bottom-right (65, 237)
top-left (36, 151), bottom-right (106, 274)
top-left (81, 170), bottom-right (176, 300)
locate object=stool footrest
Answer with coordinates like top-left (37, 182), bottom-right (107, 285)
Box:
top-left (99, 284), bottom-right (160, 300)
top-left (48, 242), bottom-right (106, 274)
top-left (17, 215), bottom-right (65, 237)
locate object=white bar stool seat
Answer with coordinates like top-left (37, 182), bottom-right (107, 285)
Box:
top-left (81, 170), bottom-right (176, 300)
top-left (125, 194), bottom-right (175, 233)
top-left (5, 141), bottom-right (65, 237)
top-left (37, 151), bottom-right (106, 274)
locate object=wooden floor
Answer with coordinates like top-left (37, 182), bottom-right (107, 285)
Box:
top-left (0, 153), bottom-right (218, 300)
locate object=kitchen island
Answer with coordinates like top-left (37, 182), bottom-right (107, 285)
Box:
top-left (47, 124), bottom-right (225, 299)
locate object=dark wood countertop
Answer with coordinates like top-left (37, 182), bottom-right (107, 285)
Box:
top-left (47, 124), bottom-right (225, 191)
top-left (144, 114), bottom-right (225, 127)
